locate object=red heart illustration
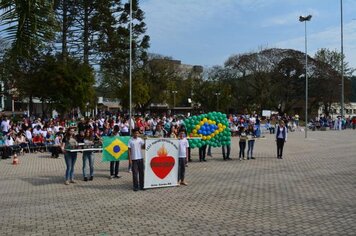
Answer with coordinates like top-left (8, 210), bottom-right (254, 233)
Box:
top-left (150, 145), bottom-right (175, 179)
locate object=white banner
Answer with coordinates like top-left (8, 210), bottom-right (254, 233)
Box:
top-left (144, 138), bottom-right (179, 189)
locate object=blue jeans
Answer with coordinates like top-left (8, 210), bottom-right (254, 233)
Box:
top-left (239, 142), bottom-right (246, 158)
top-left (82, 151), bottom-right (94, 177)
top-left (247, 140), bottom-right (255, 158)
top-left (64, 152), bottom-right (77, 180)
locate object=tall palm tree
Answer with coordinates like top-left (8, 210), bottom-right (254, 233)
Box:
top-left (0, 0), bottom-right (57, 58)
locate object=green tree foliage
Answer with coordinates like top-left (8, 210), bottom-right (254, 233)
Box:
top-left (96, 0), bottom-right (150, 110)
top-left (224, 48), bottom-right (349, 117)
top-left (313, 48), bottom-right (354, 116)
top-left (30, 55), bottom-right (96, 114)
top-left (0, 0), bottom-right (57, 59)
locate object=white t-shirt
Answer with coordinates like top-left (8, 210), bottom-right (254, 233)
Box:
top-left (53, 125), bottom-right (61, 133)
top-left (33, 128), bottom-right (42, 136)
top-left (1, 120), bottom-right (10, 132)
top-left (178, 138), bottom-right (189, 158)
top-left (5, 136), bottom-right (14, 146)
top-left (128, 137), bottom-right (144, 160)
top-left (120, 123), bottom-right (129, 133)
top-left (25, 130), bottom-right (32, 141)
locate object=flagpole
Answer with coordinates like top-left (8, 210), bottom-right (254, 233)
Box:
top-left (129, 0), bottom-right (133, 135)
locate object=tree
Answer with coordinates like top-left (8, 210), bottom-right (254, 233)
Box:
top-left (31, 55), bottom-right (96, 115)
top-left (313, 48), bottom-right (354, 116)
top-left (95, 0), bottom-right (150, 110)
top-left (0, 0), bottom-right (57, 59)
top-left (224, 48), bottom-right (341, 117)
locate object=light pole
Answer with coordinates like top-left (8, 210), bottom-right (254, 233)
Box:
top-left (215, 92), bottom-right (221, 111)
top-left (129, 0), bottom-right (133, 134)
top-left (172, 90), bottom-right (178, 113)
top-left (299, 14), bottom-right (312, 139)
top-left (340, 0), bottom-right (344, 118)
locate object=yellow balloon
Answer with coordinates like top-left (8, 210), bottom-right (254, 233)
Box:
top-left (203, 118), bottom-right (208, 122)
top-left (219, 128), bottom-right (223, 132)
top-left (214, 130), bottom-right (219, 134)
top-left (223, 125), bottom-right (226, 129)
top-left (202, 136), bottom-right (207, 140)
top-left (213, 121), bottom-right (216, 125)
top-left (193, 129), bottom-right (197, 134)
top-left (195, 125), bottom-right (200, 130)
top-left (218, 123), bottom-right (222, 128)
top-left (199, 121), bottom-right (204, 125)
top-left (211, 133), bottom-right (215, 138)
top-left (207, 135), bottom-right (211, 140)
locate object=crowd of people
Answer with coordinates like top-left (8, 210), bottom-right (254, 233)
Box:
top-left (0, 111), bottom-right (354, 190)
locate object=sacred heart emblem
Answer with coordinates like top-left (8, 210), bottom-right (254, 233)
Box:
top-left (150, 145), bottom-right (175, 179)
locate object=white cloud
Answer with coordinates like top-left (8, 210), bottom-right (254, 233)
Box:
top-left (141, 0), bottom-right (239, 39)
top-left (274, 20), bottom-right (356, 69)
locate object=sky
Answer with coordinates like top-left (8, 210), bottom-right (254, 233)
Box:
top-left (140, 0), bottom-right (356, 70)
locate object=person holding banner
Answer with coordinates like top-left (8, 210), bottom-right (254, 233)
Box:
top-left (178, 130), bottom-right (189, 186)
top-left (82, 129), bottom-right (95, 181)
top-left (128, 128), bottom-right (145, 191)
top-left (61, 127), bottom-right (78, 185)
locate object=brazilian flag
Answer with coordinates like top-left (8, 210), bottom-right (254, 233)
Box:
top-left (102, 136), bottom-right (130, 162)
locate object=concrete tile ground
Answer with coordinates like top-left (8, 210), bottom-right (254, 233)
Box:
top-left (0, 129), bottom-right (355, 236)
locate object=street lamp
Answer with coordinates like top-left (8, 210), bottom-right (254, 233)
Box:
top-left (172, 90), bottom-right (178, 113)
top-left (299, 14), bottom-right (312, 139)
top-left (215, 92), bottom-right (221, 111)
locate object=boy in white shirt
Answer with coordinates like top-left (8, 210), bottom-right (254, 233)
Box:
top-left (128, 128), bottom-right (145, 191)
top-left (178, 130), bottom-right (189, 186)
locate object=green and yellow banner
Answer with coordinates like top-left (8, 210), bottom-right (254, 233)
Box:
top-left (102, 136), bottom-right (130, 162)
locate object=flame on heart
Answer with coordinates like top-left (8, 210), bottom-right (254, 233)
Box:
top-left (157, 145), bottom-right (168, 157)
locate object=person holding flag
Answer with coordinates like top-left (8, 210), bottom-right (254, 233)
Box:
top-left (109, 125), bottom-right (121, 179)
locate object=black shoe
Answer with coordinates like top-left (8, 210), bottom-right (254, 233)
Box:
top-left (280, 156), bottom-right (283, 159)
top-left (227, 158), bottom-right (232, 160)
top-left (133, 188), bottom-right (138, 192)
top-left (188, 159), bottom-right (192, 162)
top-left (89, 176), bottom-right (93, 181)
top-left (251, 157), bottom-right (255, 159)
top-left (140, 187), bottom-right (145, 191)
top-left (84, 177), bottom-right (88, 182)
top-left (114, 175), bottom-right (121, 179)
top-left (203, 159), bottom-right (207, 162)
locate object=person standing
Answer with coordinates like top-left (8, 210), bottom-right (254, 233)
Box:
top-left (61, 127), bottom-right (78, 185)
top-left (222, 143), bottom-right (231, 160)
top-left (246, 124), bottom-right (256, 160)
top-left (238, 126), bottom-right (247, 161)
top-left (1, 117), bottom-right (10, 136)
top-left (128, 128), bottom-right (145, 191)
top-left (178, 130), bottom-right (189, 185)
top-left (109, 125), bottom-right (121, 179)
top-left (276, 120), bottom-right (288, 159)
top-left (199, 144), bottom-right (207, 162)
top-left (82, 129), bottom-right (95, 181)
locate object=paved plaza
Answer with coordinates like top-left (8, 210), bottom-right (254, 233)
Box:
top-left (0, 129), bottom-right (355, 236)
